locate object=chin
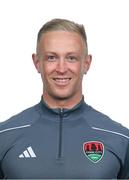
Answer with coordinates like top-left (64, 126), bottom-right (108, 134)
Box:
top-left (52, 93), bottom-right (73, 100)
top-left (54, 95), bottom-right (70, 100)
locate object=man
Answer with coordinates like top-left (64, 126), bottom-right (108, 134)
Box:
top-left (0, 18), bottom-right (129, 179)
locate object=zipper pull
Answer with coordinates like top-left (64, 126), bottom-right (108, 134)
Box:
top-left (59, 108), bottom-right (63, 116)
top-left (60, 108), bottom-right (63, 114)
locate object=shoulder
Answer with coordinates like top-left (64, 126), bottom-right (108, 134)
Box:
top-left (83, 103), bottom-right (129, 139)
top-left (0, 102), bottom-right (41, 133)
top-left (0, 103), bottom-right (41, 160)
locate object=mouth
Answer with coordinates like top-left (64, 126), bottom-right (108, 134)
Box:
top-left (52, 77), bottom-right (72, 86)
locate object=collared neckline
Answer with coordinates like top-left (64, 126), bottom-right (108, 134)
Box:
top-left (39, 95), bottom-right (87, 118)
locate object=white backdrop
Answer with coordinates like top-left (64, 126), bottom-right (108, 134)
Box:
top-left (0, 0), bottom-right (129, 128)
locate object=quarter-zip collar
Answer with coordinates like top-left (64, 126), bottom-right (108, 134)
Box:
top-left (39, 95), bottom-right (87, 121)
top-left (37, 96), bottom-right (89, 160)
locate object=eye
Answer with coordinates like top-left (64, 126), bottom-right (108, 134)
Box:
top-left (67, 56), bottom-right (78, 62)
top-left (47, 55), bottom-right (57, 62)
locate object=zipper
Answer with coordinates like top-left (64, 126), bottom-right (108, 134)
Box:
top-left (58, 108), bottom-right (63, 159)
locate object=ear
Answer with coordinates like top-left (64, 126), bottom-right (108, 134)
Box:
top-left (83, 54), bottom-right (92, 74)
top-left (32, 53), bottom-right (41, 73)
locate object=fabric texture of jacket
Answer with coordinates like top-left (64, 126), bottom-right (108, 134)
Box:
top-left (0, 96), bottom-right (129, 179)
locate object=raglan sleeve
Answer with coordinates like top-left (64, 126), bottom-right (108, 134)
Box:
top-left (119, 139), bottom-right (129, 179)
top-left (0, 146), bottom-right (4, 178)
top-left (0, 123), bottom-right (5, 179)
top-left (0, 169), bottom-right (3, 179)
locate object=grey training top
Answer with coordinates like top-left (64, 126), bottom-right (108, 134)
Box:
top-left (0, 97), bottom-right (129, 179)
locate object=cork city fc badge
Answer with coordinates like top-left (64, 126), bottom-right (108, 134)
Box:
top-left (83, 141), bottom-right (104, 163)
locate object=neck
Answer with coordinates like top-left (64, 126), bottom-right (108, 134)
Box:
top-left (42, 93), bottom-right (83, 109)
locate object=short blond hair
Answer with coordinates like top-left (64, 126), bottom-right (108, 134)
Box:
top-left (37, 18), bottom-right (88, 55)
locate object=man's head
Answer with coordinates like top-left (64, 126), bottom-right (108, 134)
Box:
top-left (32, 18), bottom-right (92, 108)
top-left (36, 18), bottom-right (88, 56)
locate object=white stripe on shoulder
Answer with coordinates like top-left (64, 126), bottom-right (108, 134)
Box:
top-left (92, 126), bottom-right (129, 139)
top-left (0, 124), bottom-right (31, 134)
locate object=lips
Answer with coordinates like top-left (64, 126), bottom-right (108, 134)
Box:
top-left (53, 77), bottom-right (71, 86)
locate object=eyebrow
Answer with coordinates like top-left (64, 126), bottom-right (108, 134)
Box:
top-left (44, 52), bottom-right (80, 56)
top-left (44, 52), bottom-right (58, 55)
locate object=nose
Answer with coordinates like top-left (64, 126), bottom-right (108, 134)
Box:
top-left (56, 59), bottom-right (68, 74)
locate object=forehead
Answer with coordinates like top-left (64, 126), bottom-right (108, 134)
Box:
top-left (38, 31), bottom-right (85, 53)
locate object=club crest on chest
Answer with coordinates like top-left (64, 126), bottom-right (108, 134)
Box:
top-left (83, 141), bottom-right (104, 163)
